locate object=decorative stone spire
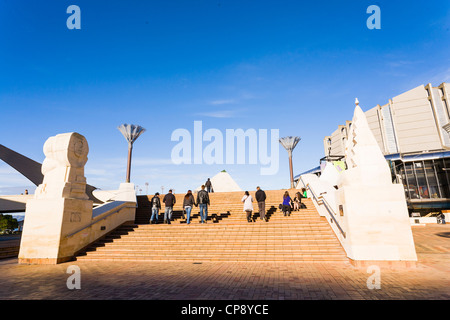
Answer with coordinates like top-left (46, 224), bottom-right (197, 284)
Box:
top-left (339, 102), bottom-right (392, 187)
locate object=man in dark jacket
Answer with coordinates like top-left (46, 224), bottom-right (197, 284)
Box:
top-left (205, 178), bottom-right (213, 193)
top-left (150, 192), bottom-right (161, 224)
top-left (255, 186), bottom-right (267, 222)
top-left (163, 189), bottom-right (176, 224)
top-left (196, 185), bottom-right (210, 223)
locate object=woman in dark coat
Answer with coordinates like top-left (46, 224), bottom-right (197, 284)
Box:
top-left (183, 190), bottom-right (197, 224)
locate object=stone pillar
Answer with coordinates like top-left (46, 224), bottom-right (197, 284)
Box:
top-left (19, 133), bottom-right (93, 264)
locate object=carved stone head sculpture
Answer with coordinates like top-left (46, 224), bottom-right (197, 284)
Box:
top-left (35, 132), bottom-right (89, 200)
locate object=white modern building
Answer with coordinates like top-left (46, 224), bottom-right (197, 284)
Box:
top-left (296, 82), bottom-right (450, 213)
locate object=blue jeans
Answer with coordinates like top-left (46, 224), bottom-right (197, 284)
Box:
top-left (185, 206), bottom-right (192, 224)
top-left (150, 207), bottom-right (159, 222)
top-left (164, 206), bottom-right (173, 222)
top-left (199, 204), bottom-right (208, 223)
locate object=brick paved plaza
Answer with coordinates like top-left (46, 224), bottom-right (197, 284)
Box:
top-left (0, 224), bottom-right (449, 300)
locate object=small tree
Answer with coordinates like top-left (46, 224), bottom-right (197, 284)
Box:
top-left (0, 214), bottom-right (18, 230)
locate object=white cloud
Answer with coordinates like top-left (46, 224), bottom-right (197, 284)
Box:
top-left (386, 60), bottom-right (421, 68)
top-left (132, 158), bottom-right (173, 166)
top-left (209, 99), bottom-right (236, 105)
top-left (196, 110), bottom-right (239, 118)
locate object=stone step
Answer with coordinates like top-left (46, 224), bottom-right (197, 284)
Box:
top-left (114, 225), bottom-right (334, 232)
top-left (86, 246), bottom-right (345, 253)
top-left (77, 254), bottom-right (348, 262)
top-left (90, 242), bottom-right (342, 248)
top-left (133, 218), bottom-right (319, 224)
top-left (105, 232), bottom-right (337, 238)
top-left (106, 234), bottom-right (337, 240)
top-left (86, 249), bottom-right (345, 256)
top-left (88, 239), bottom-right (343, 246)
top-left (102, 237), bottom-right (339, 243)
top-left (95, 236), bottom-right (340, 241)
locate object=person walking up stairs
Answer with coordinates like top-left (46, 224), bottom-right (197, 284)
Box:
top-left (150, 192), bottom-right (161, 224)
top-left (241, 191), bottom-right (254, 222)
top-left (163, 190), bottom-right (176, 224)
top-left (197, 185), bottom-right (210, 224)
top-left (255, 186), bottom-right (267, 222)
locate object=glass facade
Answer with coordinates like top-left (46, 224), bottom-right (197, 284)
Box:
top-left (397, 158), bottom-right (450, 201)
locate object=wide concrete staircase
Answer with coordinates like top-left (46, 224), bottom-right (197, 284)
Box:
top-left (76, 190), bottom-right (348, 262)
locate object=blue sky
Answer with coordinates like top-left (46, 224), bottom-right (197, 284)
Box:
top-left (1, 0), bottom-right (449, 195)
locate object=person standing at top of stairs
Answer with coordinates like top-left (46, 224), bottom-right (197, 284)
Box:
top-left (205, 178), bottom-right (213, 193)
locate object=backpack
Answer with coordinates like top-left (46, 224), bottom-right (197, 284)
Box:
top-left (198, 190), bottom-right (208, 204)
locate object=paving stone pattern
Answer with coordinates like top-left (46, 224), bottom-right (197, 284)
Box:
top-left (1, 190), bottom-right (449, 300)
top-left (0, 224), bottom-right (448, 300)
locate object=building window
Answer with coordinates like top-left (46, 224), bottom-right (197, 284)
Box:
top-left (397, 162), bottom-right (409, 199)
top-left (399, 159), bottom-right (450, 200)
top-left (414, 162), bottom-right (429, 199)
top-left (425, 160), bottom-right (440, 198)
top-left (405, 163), bottom-right (419, 199)
top-left (435, 159), bottom-right (450, 198)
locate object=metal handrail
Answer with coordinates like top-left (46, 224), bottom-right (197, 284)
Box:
top-left (65, 203), bottom-right (137, 239)
top-left (320, 193), bottom-right (335, 215)
top-left (300, 176), bottom-right (346, 238)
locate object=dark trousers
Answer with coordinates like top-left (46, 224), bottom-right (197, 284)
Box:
top-left (283, 205), bottom-right (291, 216)
top-left (258, 201), bottom-right (266, 220)
top-left (246, 210), bottom-right (253, 222)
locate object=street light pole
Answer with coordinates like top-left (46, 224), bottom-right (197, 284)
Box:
top-left (118, 124), bottom-right (146, 183)
top-left (126, 142), bottom-right (133, 183)
top-left (279, 136), bottom-right (301, 189)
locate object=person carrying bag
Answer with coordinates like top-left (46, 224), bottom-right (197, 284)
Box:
top-left (241, 191), bottom-right (254, 222)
